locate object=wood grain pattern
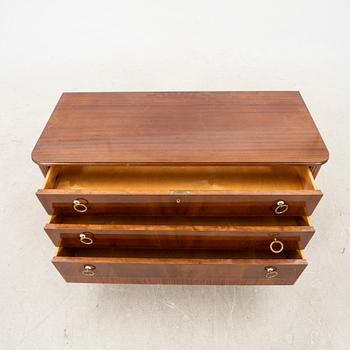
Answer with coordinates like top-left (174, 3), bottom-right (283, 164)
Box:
top-left (36, 190), bottom-right (322, 216)
top-left (31, 91), bottom-right (328, 285)
top-left (36, 163), bottom-right (322, 216)
top-left (31, 91), bottom-right (329, 167)
top-left (52, 248), bottom-right (307, 285)
top-left (45, 215), bottom-right (314, 249)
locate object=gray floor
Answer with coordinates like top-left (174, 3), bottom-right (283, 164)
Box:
top-left (1, 1), bottom-right (350, 349)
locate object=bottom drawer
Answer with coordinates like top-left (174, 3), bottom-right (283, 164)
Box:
top-left (52, 247), bottom-right (307, 285)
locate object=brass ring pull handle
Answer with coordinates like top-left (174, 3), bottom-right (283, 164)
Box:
top-left (265, 266), bottom-right (278, 279)
top-left (274, 200), bottom-right (289, 215)
top-left (270, 238), bottom-right (284, 253)
top-left (73, 199), bottom-right (88, 213)
top-left (82, 264), bottom-right (96, 276)
top-left (79, 232), bottom-right (94, 245)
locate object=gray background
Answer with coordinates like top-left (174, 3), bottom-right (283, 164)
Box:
top-left (1, 0), bottom-right (349, 349)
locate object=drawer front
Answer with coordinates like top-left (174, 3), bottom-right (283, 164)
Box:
top-left (45, 221), bottom-right (314, 251)
top-left (52, 254), bottom-right (307, 285)
top-left (37, 191), bottom-right (322, 216)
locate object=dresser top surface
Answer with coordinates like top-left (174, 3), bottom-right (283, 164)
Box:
top-left (32, 91), bottom-right (328, 165)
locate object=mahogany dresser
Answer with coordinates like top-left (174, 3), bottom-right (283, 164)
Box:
top-left (32, 91), bottom-right (328, 285)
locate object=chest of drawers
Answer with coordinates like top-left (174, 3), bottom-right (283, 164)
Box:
top-left (32, 91), bottom-right (328, 285)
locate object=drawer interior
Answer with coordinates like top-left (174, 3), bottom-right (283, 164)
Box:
top-left (44, 165), bottom-right (316, 191)
top-left (49, 214), bottom-right (311, 228)
top-left (57, 246), bottom-right (303, 260)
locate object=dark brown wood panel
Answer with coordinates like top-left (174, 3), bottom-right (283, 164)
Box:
top-left (32, 91), bottom-right (329, 167)
top-left (45, 215), bottom-right (314, 250)
top-left (36, 190), bottom-right (322, 216)
top-left (52, 248), bottom-right (307, 285)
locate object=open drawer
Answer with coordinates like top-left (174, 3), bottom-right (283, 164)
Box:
top-left (37, 165), bottom-right (322, 216)
top-left (52, 247), bottom-right (307, 285)
top-left (45, 215), bottom-right (314, 252)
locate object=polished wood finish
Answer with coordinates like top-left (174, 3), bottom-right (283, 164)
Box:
top-left (45, 215), bottom-right (314, 250)
top-left (53, 247), bottom-right (307, 285)
top-left (36, 165), bottom-right (322, 216)
top-left (32, 92), bottom-right (329, 167)
top-left (31, 91), bottom-right (328, 285)
top-left (37, 190), bottom-right (322, 216)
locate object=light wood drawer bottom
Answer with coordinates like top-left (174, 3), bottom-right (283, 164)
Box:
top-left (37, 165), bottom-right (322, 216)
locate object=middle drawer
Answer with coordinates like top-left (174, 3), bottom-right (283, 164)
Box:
top-left (37, 165), bottom-right (322, 216)
top-left (45, 215), bottom-right (314, 252)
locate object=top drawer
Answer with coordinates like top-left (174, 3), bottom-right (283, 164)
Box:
top-left (36, 165), bottom-right (322, 216)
